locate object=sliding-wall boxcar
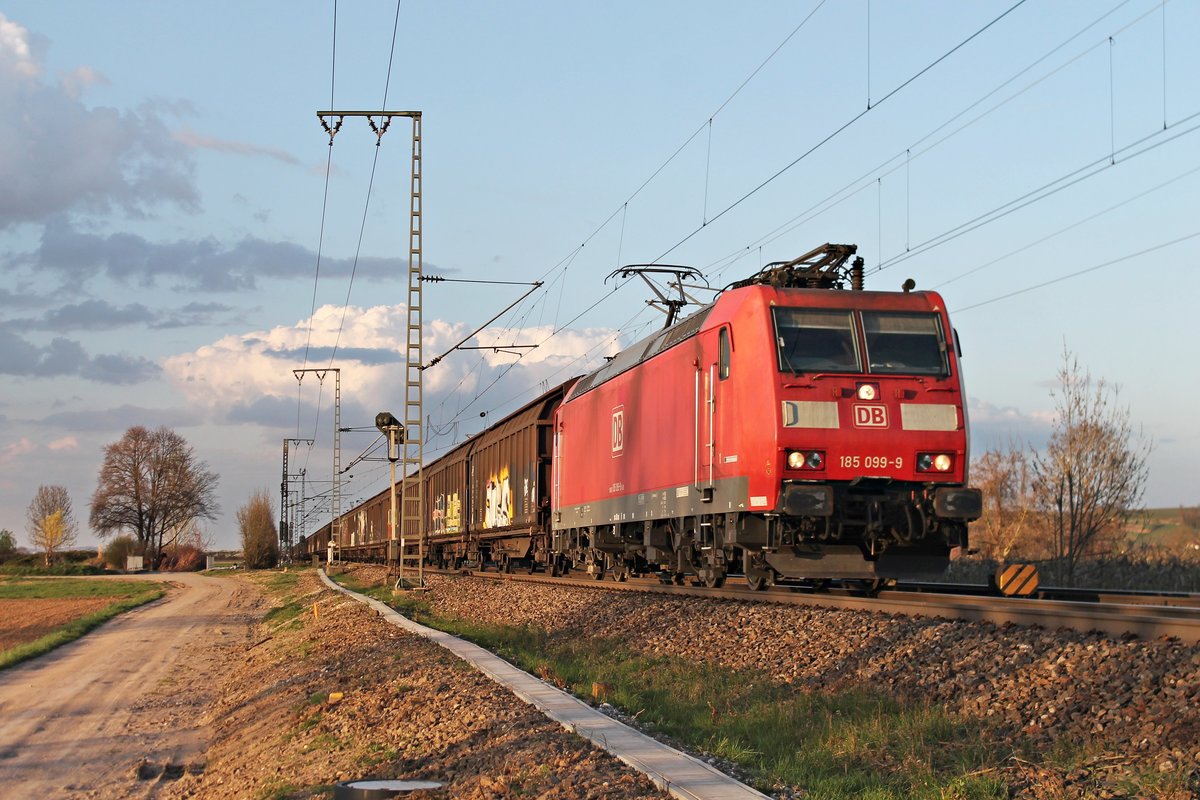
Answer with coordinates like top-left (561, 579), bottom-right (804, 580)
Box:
top-left (429, 380), bottom-right (571, 570)
top-left (308, 379), bottom-right (574, 571)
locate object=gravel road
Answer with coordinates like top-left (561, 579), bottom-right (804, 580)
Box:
top-left (0, 572), bottom-right (263, 799)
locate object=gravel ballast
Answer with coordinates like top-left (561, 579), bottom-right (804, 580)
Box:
top-left (359, 567), bottom-right (1200, 797)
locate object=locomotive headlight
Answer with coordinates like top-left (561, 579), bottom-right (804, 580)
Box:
top-left (856, 382), bottom-right (879, 401)
top-left (786, 450), bottom-right (825, 470)
top-left (917, 452), bottom-right (954, 472)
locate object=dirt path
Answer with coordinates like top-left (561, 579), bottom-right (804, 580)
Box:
top-left (0, 572), bottom-right (263, 799)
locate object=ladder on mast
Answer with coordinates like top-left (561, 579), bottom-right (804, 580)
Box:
top-left (399, 114), bottom-right (425, 587)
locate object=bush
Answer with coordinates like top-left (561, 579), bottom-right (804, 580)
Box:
top-left (238, 489), bottom-right (279, 569)
top-left (103, 536), bottom-right (141, 570)
top-left (159, 544), bottom-right (206, 572)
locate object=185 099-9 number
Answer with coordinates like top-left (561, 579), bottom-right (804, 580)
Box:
top-left (839, 455), bottom-right (903, 470)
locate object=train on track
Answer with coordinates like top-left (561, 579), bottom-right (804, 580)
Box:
top-left (302, 244), bottom-right (982, 589)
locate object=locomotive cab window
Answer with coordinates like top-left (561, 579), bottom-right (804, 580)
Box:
top-left (772, 308), bottom-right (859, 373)
top-left (718, 327), bottom-right (731, 380)
top-left (862, 312), bottom-right (948, 376)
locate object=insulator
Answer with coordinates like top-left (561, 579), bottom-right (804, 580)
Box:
top-left (851, 257), bottom-right (865, 291)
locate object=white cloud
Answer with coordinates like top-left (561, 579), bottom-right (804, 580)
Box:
top-left (61, 65), bottom-right (107, 98)
top-left (0, 13), bottom-right (39, 81)
top-left (47, 435), bottom-right (78, 451)
top-left (162, 304), bottom-right (619, 427)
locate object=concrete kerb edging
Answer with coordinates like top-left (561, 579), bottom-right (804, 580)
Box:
top-left (317, 569), bottom-right (770, 800)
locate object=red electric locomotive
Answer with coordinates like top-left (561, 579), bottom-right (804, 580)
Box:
top-left (550, 244), bottom-right (982, 588)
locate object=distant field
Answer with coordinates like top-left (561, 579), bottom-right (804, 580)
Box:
top-left (0, 578), bottom-right (165, 670)
top-left (1126, 506), bottom-right (1200, 551)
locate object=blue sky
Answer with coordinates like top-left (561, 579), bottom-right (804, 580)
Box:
top-left (1, 1), bottom-right (1197, 550)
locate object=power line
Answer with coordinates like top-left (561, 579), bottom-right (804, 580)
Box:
top-left (952, 230), bottom-right (1200, 313)
top-left (874, 110), bottom-right (1200, 274)
top-left (691, 0), bottom-right (1143, 287)
top-left (328, 0), bottom-right (405, 367)
top-left (652, 0), bottom-right (1032, 263)
top-left (934, 160), bottom-right (1200, 290)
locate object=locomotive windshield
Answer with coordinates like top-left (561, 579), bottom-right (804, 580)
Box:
top-left (773, 308), bottom-right (949, 376)
top-left (773, 309), bottom-right (860, 373)
top-left (861, 311), bottom-right (948, 376)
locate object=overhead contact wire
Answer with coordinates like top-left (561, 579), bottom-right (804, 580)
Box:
top-left (653, 0), bottom-right (1031, 263)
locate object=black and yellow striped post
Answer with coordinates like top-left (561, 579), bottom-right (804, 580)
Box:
top-left (995, 563), bottom-right (1039, 597)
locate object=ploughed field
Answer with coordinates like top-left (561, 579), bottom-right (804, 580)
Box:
top-left (338, 564), bottom-right (1199, 799)
top-left (0, 577), bottom-right (165, 667)
top-left (0, 597), bottom-right (114, 650)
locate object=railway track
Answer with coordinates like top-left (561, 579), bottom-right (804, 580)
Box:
top-left (416, 567), bottom-right (1200, 644)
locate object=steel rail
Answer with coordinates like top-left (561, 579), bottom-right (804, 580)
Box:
top-left (443, 569), bottom-right (1200, 645)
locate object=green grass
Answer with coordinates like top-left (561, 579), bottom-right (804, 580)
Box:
top-left (0, 579), bottom-right (165, 671)
top-left (329, 572), bottom-right (1008, 799)
top-left (0, 562), bottom-right (106, 576)
top-left (0, 577), bottom-right (158, 600)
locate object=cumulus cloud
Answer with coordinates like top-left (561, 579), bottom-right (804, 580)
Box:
top-left (6, 220), bottom-right (407, 291)
top-left (61, 65), bottom-right (108, 98)
top-left (163, 304), bottom-right (619, 430)
top-left (0, 12), bottom-right (197, 228)
top-left (0, 327), bottom-right (159, 383)
top-left (47, 435), bottom-right (78, 451)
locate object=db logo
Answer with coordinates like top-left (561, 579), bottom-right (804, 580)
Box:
top-left (853, 404), bottom-right (888, 428)
top-left (611, 406), bottom-right (625, 456)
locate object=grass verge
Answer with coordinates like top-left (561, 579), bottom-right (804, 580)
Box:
top-left (329, 571), bottom-right (1009, 799)
top-left (0, 579), bottom-right (165, 671)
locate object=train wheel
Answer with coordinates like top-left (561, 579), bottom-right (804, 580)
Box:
top-left (742, 551), bottom-right (772, 591)
top-left (610, 561), bottom-right (629, 582)
top-left (589, 552), bottom-right (606, 580)
top-left (672, 572), bottom-right (686, 585)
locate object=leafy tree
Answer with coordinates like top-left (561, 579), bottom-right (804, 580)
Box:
top-left (238, 490), bottom-right (278, 569)
top-left (89, 426), bottom-right (219, 565)
top-left (0, 528), bottom-right (15, 558)
top-left (1032, 350), bottom-right (1150, 586)
top-left (26, 485), bottom-right (78, 566)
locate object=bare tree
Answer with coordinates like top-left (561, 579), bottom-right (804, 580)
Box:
top-left (26, 485), bottom-right (78, 566)
top-left (90, 426), bottom-right (219, 565)
top-left (238, 490), bottom-right (278, 569)
top-left (971, 444), bottom-right (1042, 562)
top-left (1032, 350), bottom-right (1150, 586)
